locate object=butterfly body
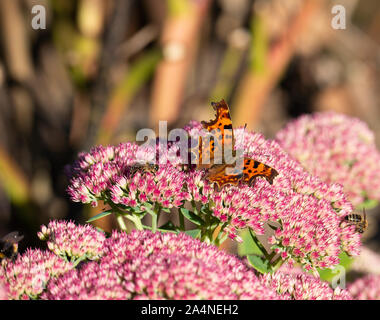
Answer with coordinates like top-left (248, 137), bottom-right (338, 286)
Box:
top-left (198, 100), bottom-right (278, 189)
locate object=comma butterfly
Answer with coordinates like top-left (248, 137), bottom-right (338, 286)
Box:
top-left (195, 100), bottom-right (278, 190)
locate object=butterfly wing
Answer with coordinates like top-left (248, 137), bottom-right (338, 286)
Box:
top-left (197, 100), bottom-right (279, 190)
top-left (197, 100), bottom-right (235, 169)
top-left (242, 158), bottom-right (278, 186)
top-left (206, 165), bottom-right (242, 191)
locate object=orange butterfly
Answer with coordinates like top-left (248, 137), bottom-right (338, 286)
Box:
top-left (193, 100), bottom-right (278, 190)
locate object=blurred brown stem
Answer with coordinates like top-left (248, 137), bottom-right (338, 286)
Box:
top-left (149, 0), bottom-right (212, 129)
top-left (0, 145), bottom-right (30, 206)
top-left (233, 0), bottom-right (321, 128)
top-left (210, 29), bottom-right (250, 101)
top-left (0, 0), bottom-right (34, 82)
top-left (96, 49), bottom-right (162, 145)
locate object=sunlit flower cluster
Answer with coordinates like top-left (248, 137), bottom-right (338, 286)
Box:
top-left (43, 229), bottom-right (281, 300)
top-left (0, 274), bottom-right (8, 300)
top-left (38, 220), bottom-right (106, 262)
top-left (1, 249), bottom-right (73, 299)
top-left (351, 246), bottom-right (380, 275)
top-left (260, 265), bottom-right (352, 300)
top-left (0, 222), bottom-right (372, 300)
top-left (183, 126), bottom-right (360, 270)
top-left (276, 112), bottom-right (380, 206)
top-left (348, 274), bottom-right (380, 300)
top-left (65, 121), bottom-right (360, 271)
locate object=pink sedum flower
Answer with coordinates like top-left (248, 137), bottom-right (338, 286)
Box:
top-left (348, 274), bottom-right (380, 300)
top-left (67, 143), bottom-right (191, 210)
top-left (43, 229), bottom-right (281, 300)
top-left (0, 273), bottom-right (9, 300)
top-left (276, 112), bottom-right (380, 206)
top-left (351, 246), bottom-right (380, 275)
top-left (66, 121), bottom-right (361, 271)
top-left (1, 249), bottom-right (73, 299)
top-left (185, 125), bottom-right (360, 270)
top-left (260, 265), bottom-right (352, 300)
top-left (38, 220), bottom-right (106, 262)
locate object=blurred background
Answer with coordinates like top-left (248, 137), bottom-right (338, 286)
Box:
top-left (0, 0), bottom-right (380, 258)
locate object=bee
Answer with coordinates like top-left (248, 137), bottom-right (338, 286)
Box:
top-left (342, 209), bottom-right (368, 234)
top-left (128, 163), bottom-right (158, 177)
top-left (0, 231), bottom-right (24, 260)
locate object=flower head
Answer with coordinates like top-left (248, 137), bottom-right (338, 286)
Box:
top-left (43, 229), bottom-right (281, 300)
top-left (0, 273), bottom-right (9, 300)
top-left (260, 265), bottom-right (352, 300)
top-left (184, 125), bottom-right (360, 270)
top-left (348, 274), bottom-right (380, 300)
top-left (276, 112), bottom-right (380, 206)
top-left (66, 121), bottom-right (361, 271)
top-left (351, 246), bottom-right (380, 275)
top-left (1, 249), bottom-right (73, 299)
top-left (38, 220), bottom-right (106, 262)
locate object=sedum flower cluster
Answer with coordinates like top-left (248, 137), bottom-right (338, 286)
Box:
top-left (276, 112), bottom-right (380, 207)
top-left (65, 122), bottom-right (360, 271)
top-left (3, 111), bottom-right (379, 300)
top-left (0, 222), bottom-right (355, 300)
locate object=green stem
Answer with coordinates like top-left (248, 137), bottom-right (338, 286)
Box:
top-left (125, 214), bottom-right (143, 230)
top-left (142, 225), bottom-right (177, 233)
top-left (212, 222), bottom-right (228, 246)
top-left (144, 203), bottom-right (161, 233)
top-left (151, 212), bottom-right (157, 233)
top-left (218, 232), bottom-right (229, 245)
top-left (72, 255), bottom-right (88, 268)
top-left (116, 214), bottom-right (128, 231)
top-left (156, 208), bottom-right (161, 228)
top-left (191, 200), bottom-right (198, 214)
top-left (202, 234), bottom-right (211, 244)
top-left (178, 208), bottom-right (185, 231)
top-left (271, 258), bottom-right (284, 273)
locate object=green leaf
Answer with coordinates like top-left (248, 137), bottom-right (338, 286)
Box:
top-left (142, 225), bottom-right (177, 233)
top-left (143, 202), bottom-right (153, 209)
top-left (131, 207), bottom-right (144, 214)
top-left (184, 229), bottom-right (201, 239)
top-left (318, 252), bottom-right (354, 282)
top-left (180, 208), bottom-right (205, 226)
top-left (86, 210), bottom-right (112, 223)
top-left (200, 203), bottom-right (212, 214)
top-left (356, 199), bottom-right (378, 210)
top-left (247, 254), bottom-right (272, 274)
top-left (238, 229), bottom-right (265, 256)
top-left (158, 221), bottom-right (179, 232)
